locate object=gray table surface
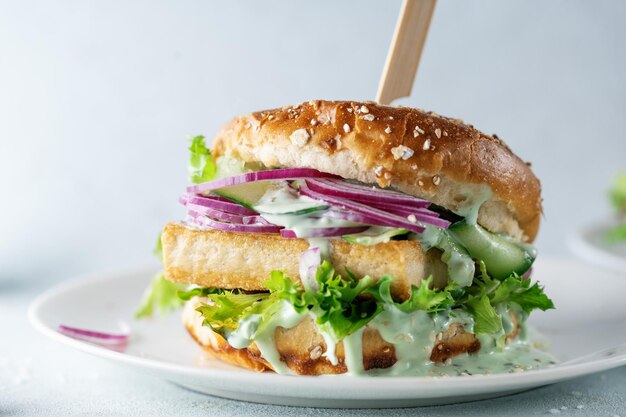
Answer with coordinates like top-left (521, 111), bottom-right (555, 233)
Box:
top-left (2, 281), bottom-right (625, 417)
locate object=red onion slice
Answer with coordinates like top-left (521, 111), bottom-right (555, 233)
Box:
top-left (299, 247), bottom-right (321, 292)
top-left (187, 168), bottom-right (339, 194)
top-left (185, 203), bottom-right (246, 223)
top-left (280, 226), bottom-right (368, 238)
top-left (300, 184), bottom-right (428, 233)
top-left (184, 194), bottom-right (257, 215)
top-left (305, 178), bottom-right (430, 208)
top-left (189, 210), bottom-right (282, 233)
top-left (58, 324), bottom-right (129, 350)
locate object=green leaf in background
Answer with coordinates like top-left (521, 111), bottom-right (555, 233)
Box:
top-left (135, 272), bottom-right (185, 319)
top-left (188, 135), bottom-right (216, 184)
top-left (610, 171), bottom-right (626, 212)
top-left (606, 224), bottom-right (626, 243)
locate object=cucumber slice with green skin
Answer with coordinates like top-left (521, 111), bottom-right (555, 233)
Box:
top-left (214, 182), bottom-right (272, 209)
top-left (343, 227), bottom-right (409, 246)
top-left (448, 220), bottom-right (535, 279)
top-left (258, 205), bottom-right (329, 216)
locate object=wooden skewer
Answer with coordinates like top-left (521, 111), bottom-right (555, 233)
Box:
top-left (376, 0), bottom-right (437, 105)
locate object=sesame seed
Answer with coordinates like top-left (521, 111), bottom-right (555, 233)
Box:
top-left (390, 145), bottom-right (414, 160)
top-left (360, 105), bottom-right (369, 113)
top-left (361, 114), bottom-right (375, 122)
top-left (267, 115), bottom-right (274, 120)
top-left (309, 345), bottom-right (323, 360)
top-left (443, 131), bottom-right (448, 137)
top-left (432, 175), bottom-right (441, 186)
top-left (418, 180), bottom-right (424, 186)
top-left (317, 113), bottom-right (330, 125)
top-left (374, 166), bottom-right (383, 177)
top-left (407, 214), bottom-right (417, 223)
top-left (385, 126), bottom-right (392, 134)
top-left (435, 128), bottom-right (442, 138)
top-left (310, 119), bottom-right (318, 126)
top-left (383, 172), bottom-right (391, 180)
top-left (423, 139), bottom-right (431, 150)
top-left (388, 116), bottom-right (394, 120)
top-left (411, 164), bottom-right (418, 170)
top-left (289, 128), bottom-right (310, 147)
top-left (347, 108), bottom-right (353, 113)
top-left (343, 123), bottom-right (350, 133)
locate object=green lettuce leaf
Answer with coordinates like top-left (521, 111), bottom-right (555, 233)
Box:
top-left (309, 261), bottom-right (380, 341)
top-left (177, 286), bottom-right (224, 301)
top-left (264, 270), bottom-right (310, 313)
top-left (368, 276), bottom-right (452, 313)
top-left (135, 272), bottom-right (185, 319)
top-left (490, 275), bottom-right (555, 313)
top-left (154, 233), bottom-right (163, 261)
top-left (188, 135), bottom-right (216, 184)
top-left (188, 259), bottom-right (555, 342)
top-left (464, 294), bottom-right (503, 335)
top-left (196, 292), bottom-right (272, 334)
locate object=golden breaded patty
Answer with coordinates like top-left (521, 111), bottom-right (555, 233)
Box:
top-left (162, 222), bottom-right (446, 300)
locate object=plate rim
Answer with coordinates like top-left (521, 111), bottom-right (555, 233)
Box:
top-left (27, 260), bottom-right (626, 399)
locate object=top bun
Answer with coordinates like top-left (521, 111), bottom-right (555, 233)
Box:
top-left (213, 100), bottom-right (541, 242)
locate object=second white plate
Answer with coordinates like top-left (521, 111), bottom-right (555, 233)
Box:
top-left (569, 220), bottom-right (626, 271)
top-left (28, 258), bottom-right (626, 408)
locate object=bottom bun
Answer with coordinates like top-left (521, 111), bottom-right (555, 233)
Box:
top-left (183, 298), bottom-right (519, 376)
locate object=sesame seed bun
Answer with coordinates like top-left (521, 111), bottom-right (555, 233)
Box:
top-left (213, 100), bottom-right (542, 242)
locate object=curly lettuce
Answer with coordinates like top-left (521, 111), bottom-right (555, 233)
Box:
top-left (135, 272), bottom-right (185, 319)
top-left (188, 135), bottom-right (216, 184)
top-left (192, 260), bottom-right (554, 344)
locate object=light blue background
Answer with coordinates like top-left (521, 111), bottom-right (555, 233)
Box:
top-left (1, 1), bottom-right (625, 415)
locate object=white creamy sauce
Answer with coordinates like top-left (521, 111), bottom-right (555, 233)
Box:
top-left (341, 328), bottom-right (366, 375)
top-left (410, 225), bottom-right (475, 287)
top-left (320, 331), bottom-right (339, 365)
top-left (252, 185), bottom-right (360, 256)
top-left (455, 186), bottom-right (492, 226)
top-left (226, 300), bottom-right (304, 375)
top-left (222, 300), bottom-right (555, 377)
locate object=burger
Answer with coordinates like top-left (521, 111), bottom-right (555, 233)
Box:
top-left (137, 100), bottom-right (555, 376)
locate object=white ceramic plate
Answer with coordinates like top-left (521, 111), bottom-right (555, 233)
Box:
top-left (569, 220), bottom-right (626, 272)
top-left (28, 259), bottom-right (626, 408)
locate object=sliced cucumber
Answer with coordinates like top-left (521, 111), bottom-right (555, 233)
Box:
top-left (448, 220), bottom-right (535, 279)
top-left (343, 227), bottom-right (409, 246)
top-left (214, 181), bottom-right (272, 209)
top-left (215, 155), bottom-right (248, 178)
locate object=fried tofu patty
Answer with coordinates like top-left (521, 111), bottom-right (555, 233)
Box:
top-left (162, 222), bottom-right (447, 300)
